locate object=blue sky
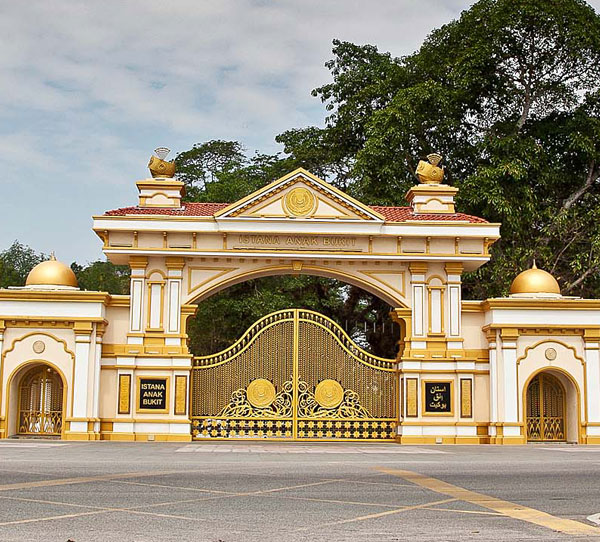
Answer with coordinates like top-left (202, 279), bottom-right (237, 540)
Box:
top-left (2, 1), bottom-right (599, 264)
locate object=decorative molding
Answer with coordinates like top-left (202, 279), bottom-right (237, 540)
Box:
top-left (460, 378), bottom-right (472, 418)
top-left (118, 374), bottom-right (131, 415)
top-left (516, 339), bottom-right (585, 367)
top-left (406, 378), bottom-right (418, 417)
top-left (175, 375), bottom-right (188, 415)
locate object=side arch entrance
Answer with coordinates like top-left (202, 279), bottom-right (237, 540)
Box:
top-left (526, 372), bottom-right (566, 442)
top-left (17, 364), bottom-right (64, 436)
top-left (191, 309), bottom-right (398, 441)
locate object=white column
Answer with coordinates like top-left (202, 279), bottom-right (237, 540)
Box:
top-left (429, 288), bottom-right (443, 334)
top-left (409, 263), bottom-right (427, 349)
top-left (445, 263), bottom-right (463, 350)
top-left (488, 330), bottom-right (498, 437)
top-left (128, 258), bottom-right (147, 344)
top-left (91, 327), bottom-right (103, 433)
top-left (584, 333), bottom-right (600, 439)
top-left (70, 328), bottom-right (92, 434)
top-left (0, 325), bottom-right (4, 430)
top-left (500, 329), bottom-right (520, 439)
top-left (165, 258), bottom-right (185, 346)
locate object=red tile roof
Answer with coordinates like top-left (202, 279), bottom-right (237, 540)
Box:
top-left (104, 202), bottom-right (487, 223)
top-left (370, 206), bottom-right (488, 223)
top-left (104, 202), bottom-right (229, 216)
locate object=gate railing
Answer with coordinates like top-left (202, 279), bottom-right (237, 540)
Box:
top-left (193, 309), bottom-right (295, 368)
top-left (192, 309), bottom-right (396, 371)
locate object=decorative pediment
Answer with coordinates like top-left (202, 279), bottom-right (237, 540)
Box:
top-left (214, 168), bottom-right (384, 221)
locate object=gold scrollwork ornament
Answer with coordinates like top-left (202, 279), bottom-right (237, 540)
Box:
top-left (314, 379), bottom-right (344, 408)
top-left (246, 379), bottom-right (276, 408)
top-left (284, 187), bottom-right (316, 217)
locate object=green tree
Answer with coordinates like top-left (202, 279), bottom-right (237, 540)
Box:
top-left (279, 0), bottom-right (600, 298)
top-left (175, 142), bottom-right (399, 357)
top-left (0, 241), bottom-right (46, 287)
top-left (175, 140), bottom-right (293, 202)
top-left (71, 261), bottom-right (130, 294)
top-left (187, 276), bottom-right (399, 358)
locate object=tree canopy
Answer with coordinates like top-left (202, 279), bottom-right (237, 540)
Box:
top-left (278, 0), bottom-right (600, 298)
top-left (4, 0), bottom-right (600, 355)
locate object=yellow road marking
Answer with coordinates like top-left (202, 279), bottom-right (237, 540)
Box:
top-left (112, 479), bottom-right (231, 495)
top-left (0, 510), bottom-right (111, 527)
top-left (422, 507), bottom-right (504, 516)
top-left (264, 493), bottom-right (402, 509)
top-left (377, 468), bottom-right (599, 536)
top-left (295, 498), bottom-right (457, 531)
top-left (241, 479), bottom-right (341, 495)
top-left (0, 470), bottom-right (196, 492)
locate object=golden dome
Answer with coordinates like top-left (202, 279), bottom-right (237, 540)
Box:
top-left (509, 262), bottom-right (560, 295)
top-left (25, 254), bottom-right (78, 288)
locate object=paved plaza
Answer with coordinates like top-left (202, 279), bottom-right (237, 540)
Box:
top-left (0, 441), bottom-right (599, 541)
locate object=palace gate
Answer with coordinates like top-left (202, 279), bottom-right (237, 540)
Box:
top-left (191, 309), bottom-right (398, 441)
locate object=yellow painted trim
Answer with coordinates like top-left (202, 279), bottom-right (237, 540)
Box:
top-left (396, 436), bottom-right (489, 444)
top-left (100, 432), bottom-right (191, 442)
top-left (483, 298), bottom-right (600, 310)
top-left (0, 290), bottom-right (112, 303)
top-left (105, 418), bottom-right (190, 423)
top-left (400, 421), bottom-right (484, 426)
top-left (101, 365), bottom-right (191, 371)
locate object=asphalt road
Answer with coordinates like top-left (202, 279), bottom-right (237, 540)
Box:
top-left (0, 440), bottom-right (599, 541)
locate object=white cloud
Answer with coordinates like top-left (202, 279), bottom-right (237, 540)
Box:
top-left (1, 0), bottom-right (599, 263)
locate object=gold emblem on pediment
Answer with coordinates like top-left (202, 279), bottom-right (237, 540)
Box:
top-left (284, 187), bottom-right (316, 217)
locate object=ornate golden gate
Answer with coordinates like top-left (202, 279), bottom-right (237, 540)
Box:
top-left (18, 365), bottom-right (63, 436)
top-left (191, 309), bottom-right (398, 440)
top-left (526, 373), bottom-right (566, 441)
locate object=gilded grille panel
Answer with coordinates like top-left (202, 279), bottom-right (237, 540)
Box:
top-left (18, 365), bottom-right (63, 436)
top-left (526, 373), bottom-right (565, 442)
top-left (191, 309), bottom-right (398, 440)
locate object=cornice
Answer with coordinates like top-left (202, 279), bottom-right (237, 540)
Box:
top-left (0, 290), bottom-right (112, 303)
top-left (482, 298), bottom-right (600, 311)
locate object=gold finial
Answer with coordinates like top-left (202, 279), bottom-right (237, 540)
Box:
top-left (415, 153), bottom-right (444, 184)
top-left (148, 147), bottom-right (176, 178)
top-left (50, 251), bottom-right (56, 261)
top-left (427, 153), bottom-right (442, 167)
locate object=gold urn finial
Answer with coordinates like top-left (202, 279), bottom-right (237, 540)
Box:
top-left (148, 147), bottom-right (176, 178)
top-left (416, 153), bottom-right (445, 184)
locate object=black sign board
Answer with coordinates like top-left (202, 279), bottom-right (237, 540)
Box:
top-left (138, 378), bottom-right (168, 411)
top-left (424, 381), bottom-right (452, 414)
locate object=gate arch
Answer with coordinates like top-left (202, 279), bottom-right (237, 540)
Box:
top-left (191, 309), bottom-right (398, 441)
top-left (184, 264), bottom-right (409, 309)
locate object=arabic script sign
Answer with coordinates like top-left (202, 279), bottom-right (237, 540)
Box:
top-left (424, 381), bottom-right (452, 414)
